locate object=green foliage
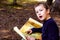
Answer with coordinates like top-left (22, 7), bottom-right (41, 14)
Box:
top-left (7, 0), bottom-right (14, 4)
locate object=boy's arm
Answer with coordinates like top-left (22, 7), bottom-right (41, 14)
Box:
top-left (31, 27), bottom-right (42, 33)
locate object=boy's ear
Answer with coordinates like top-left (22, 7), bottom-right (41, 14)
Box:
top-left (47, 9), bottom-right (50, 14)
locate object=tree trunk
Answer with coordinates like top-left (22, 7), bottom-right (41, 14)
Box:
top-left (46, 0), bottom-right (53, 6)
top-left (13, 0), bottom-right (17, 5)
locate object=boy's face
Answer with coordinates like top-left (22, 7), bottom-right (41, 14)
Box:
top-left (35, 4), bottom-right (49, 21)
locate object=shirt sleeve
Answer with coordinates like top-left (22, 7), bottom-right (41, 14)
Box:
top-left (31, 27), bottom-right (42, 33)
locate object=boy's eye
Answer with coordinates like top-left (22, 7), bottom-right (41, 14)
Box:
top-left (39, 9), bottom-right (43, 11)
top-left (36, 11), bottom-right (38, 13)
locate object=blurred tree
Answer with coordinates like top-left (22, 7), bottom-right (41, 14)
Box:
top-left (53, 0), bottom-right (60, 13)
top-left (55, 0), bottom-right (60, 4)
top-left (46, 0), bottom-right (53, 6)
top-left (13, 0), bottom-right (22, 6)
top-left (13, 0), bottom-right (17, 5)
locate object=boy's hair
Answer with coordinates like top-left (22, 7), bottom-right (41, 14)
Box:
top-left (34, 2), bottom-right (50, 10)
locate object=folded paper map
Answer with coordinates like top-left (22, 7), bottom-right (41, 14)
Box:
top-left (13, 18), bottom-right (43, 40)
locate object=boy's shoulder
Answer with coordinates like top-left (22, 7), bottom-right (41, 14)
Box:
top-left (44, 18), bottom-right (57, 26)
top-left (46, 18), bottom-right (55, 23)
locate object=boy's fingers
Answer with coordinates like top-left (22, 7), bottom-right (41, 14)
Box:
top-left (26, 36), bottom-right (35, 40)
top-left (26, 30), bottom-right (32, 34)
top-left (26, 36), bottom-right (30, 40)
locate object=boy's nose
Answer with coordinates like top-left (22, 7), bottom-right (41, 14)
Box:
top-left (38, 13), bottom-right (41, 15)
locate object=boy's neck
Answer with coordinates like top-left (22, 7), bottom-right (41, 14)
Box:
top-left (46, 15), bottom-right (51, 21)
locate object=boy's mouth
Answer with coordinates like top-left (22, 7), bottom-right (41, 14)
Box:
top-left (39, 16), bottom-right (42, 18)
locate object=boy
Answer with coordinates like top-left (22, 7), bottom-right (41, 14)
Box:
top-left (26, 2), bottom-right (59, 40)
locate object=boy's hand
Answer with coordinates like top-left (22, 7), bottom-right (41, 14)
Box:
top-left (26, 29), bottom-right (32, 34)
top-left (26, 36), bottom-right (35, 40)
